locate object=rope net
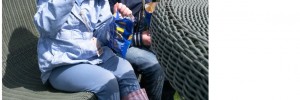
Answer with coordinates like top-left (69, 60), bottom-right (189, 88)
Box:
top-left (150, 0), bottom-right (208, 99)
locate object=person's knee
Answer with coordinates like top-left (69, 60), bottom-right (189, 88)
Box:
top-left (49, 64), bottom-right (119, 93)
top-left (86, 70), bottom-right (120, 99)
top-left (119, 57), bottom-right (132, 69)
top-left (126, 47), bottom-right (158, 64)
top-left (77, 68), bottom-right (119, 94)
top-left (97, 78), bottom-right (119, 93)
top-left (152, 63), bottom-right (162, 72)
top-left (144, 63), bottom-right (162, 75)
top-left (93, 77), bottom-right (121, 99)
top-left (114, 57), bottom-right (135, 77)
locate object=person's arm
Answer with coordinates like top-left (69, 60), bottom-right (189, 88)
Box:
top-left (94, 2), bottom-right (133, 46)
top-left (141, 30), bottom-right (151, 46)
top-left (109, 0), bottom-right (153, 47)
top-left (132, 31), bottom-right (143, 47)
top-left (34, 0), bottom-right (75, 35)
top-left (132, 30), bottom-right (151, 47)
top-left (112, 0), bottom-right (144, 47)
top-left (120, 0), bottom-right (154, 47)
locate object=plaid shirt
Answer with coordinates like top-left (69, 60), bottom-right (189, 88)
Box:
top-left (123, 89), bottom-right (149, 100)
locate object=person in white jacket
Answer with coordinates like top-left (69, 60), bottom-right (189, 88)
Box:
top-left (33, 0), bottom-right (148, 99)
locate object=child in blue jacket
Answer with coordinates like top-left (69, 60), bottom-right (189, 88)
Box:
top-left (34, 0), bottom-right (148, 99)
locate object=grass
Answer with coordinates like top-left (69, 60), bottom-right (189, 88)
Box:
top-left (174, 91), bottom-right (181, 100)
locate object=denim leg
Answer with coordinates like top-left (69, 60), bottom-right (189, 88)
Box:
top-left (126, 47), bottom-right (164, 100)
top-left (99, 56), bottom-right (141, 97)
top-left (49, 63), bottom-right (120, 100)
top-left (161, 80), bottom-right (176, 100)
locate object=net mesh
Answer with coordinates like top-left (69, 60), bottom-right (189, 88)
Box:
top-left (150, 0), bottom-right (208, 99)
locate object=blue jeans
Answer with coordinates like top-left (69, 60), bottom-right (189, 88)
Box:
top-left (49, 56), bottom-right (140, 100)
top-left (126, 47), bottom-right (164, 100)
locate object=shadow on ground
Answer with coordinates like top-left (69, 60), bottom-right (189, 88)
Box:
top-left (2, 27), bottom-right (58, 92)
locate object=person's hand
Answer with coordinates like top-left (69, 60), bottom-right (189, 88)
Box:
top-left (113, 3), bottom-right (132, 17)
top-left (142, 30), bottom-right (151, 46)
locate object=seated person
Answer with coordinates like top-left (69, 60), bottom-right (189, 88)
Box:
top-left (33, 0), bottom-right (148, 99)
top-left (109, 0), bottom-right (176, 100)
